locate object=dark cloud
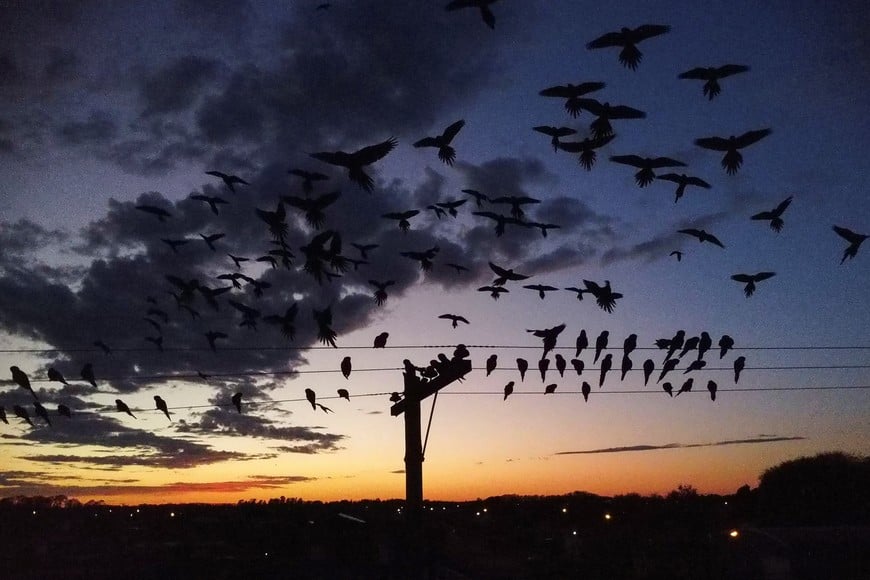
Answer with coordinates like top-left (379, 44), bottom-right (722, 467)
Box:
top-left (56, 110), bottom-right (117, 146)
top-left (140, 55), bottom-right (222, 116)
top-left (42, 47), bottom-right (79, 82)
top-left (554, 435), bottom-right (806, 456)
top-left (0, 53), bottom-right (26, 87)
top-left (0, 218), bottom-right (69, 256)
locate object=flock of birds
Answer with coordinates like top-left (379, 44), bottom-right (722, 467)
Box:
top-left (1, 6), bottom-right (867, 438)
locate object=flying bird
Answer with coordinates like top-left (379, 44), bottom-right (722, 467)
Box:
top-left (436, 199), bottom-right (468, 217)
top-left (751, 196), bottom-right (793, 232)
top-left (310, 137), bottom-right (398, 193)
top-left (199, 232), bottom-right (225, 252)
top-left (288, 168), bottom-right (329, 194)
top-left (678, 228), bottom-right (725, 248)
top-left (584, 280), bottom-right (623, 313)
top-left (135, 204), bottom-right (171, 221)
top-left (503, 381), bottom-right (514, 401)
top-left (439, 313), bottom-right (469, 328)
top-left (524, 284), bottom-right (559, 299)
top-left (733, 356), bottom-right (746, 383)
top-left (255, 200), bottom-right (288, 243)
top-left (145, 335), bottom-right (164, 351)
top-left (11, 366), bottom-right (36, 399)
top-left (445, 262), bottom-right (469, 274)
top-left (205, 330), bottom-right (228, 351)
top-left (490, 195), bottom-right (541, 220)
top-left (533, 125), bottom-right (577, 151)
top-left (473, 211), bottom-right (524, 236)
top-left (352, 243), bottom-right (379, 260)
top-left (670, 251), bottom-right (683, 261)
top-left (231, 392), bottom-right (243, 413)
top-left (586, 24), bottom-right (671, 69)
top-left (478, 285), bottom-right (509, 300)
top-left (80, 363), bottom-right (97, 388)
top-left (486, 354), bottom-right (497, 376)
top-left (538, 81), bottom-right (606, 118)
top-left (564, 286), bottom-right (588, 301)
top-left (205, 170), bottom-right (248, 193)
top-left (695, 128), bottom-right (772, 174)
top-left (444, 0), bottom-right (501, 29)
top-left (556, 134), bottom-right (615, 170)
top-left (94, 340), bottom-right (112, 355)
top-left (262, 304), bottom-right (298, 341)
top-left (283, 191), bottom-right (342, 229)
top-left (707, 380), bottom-right (718, 401)
top-left (610, 155), bottom-right (686, 188)
top-left (516, 358), bottom-right (528, 381)
top-left (832, 226), bottom-right (868, 263)
top-left (731, 272), bottom-right (776, 297)
top-left (400, 246), bottom-right (440, 272)
top-left (657, 173), bottom-right (711, 203)
top-left (414, 120), bottom-right (465, 165)
top-left (599, 354), bottom-right (613, 387)
top-left (373, 332), bottom-right (389, 348)
top-left (678, 64), bottom-right (750, 100)
top-left (190, 194), bottom-right (229, 215)
top-left (116, 399), bottom-right (136, 418)
top-left (341, 357), bottom-right (352, 379)
top-left (594, 331), bottom-right (609, 363)
top-left (382, 209), bottom-right (420, 233)
top-left (489, 262), bottom-right (529, 286)
top-left (313, 306), bottom-right (338, 347)
top-left (368, 280), bottom-right (395, 307)
top-left (462, 189), bottom-right (489, 207)
top-left (527, 323), bottom-right (566, 358)
top-left (154, 395), bottom-right (171, 421)
top-left (161, 238), bottom-right (189, 254)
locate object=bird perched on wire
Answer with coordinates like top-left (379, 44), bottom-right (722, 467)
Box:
top-left (341, 357), bottom-right (352, 380)
top-left (662, 382), bottom-right (673, 397)
top-left (310, 137), bottom-right (397, 193)
top-left (338, 388), bottom-right (350, 401)
top-left (503, 381), bottom-right (514, 400)
top-left (154, 396), bottom-right (171, 421)
top-left (373, 332), bottom-right (389, 348)
top-left (581, 381), bottom-right (592, 402)
top-left (116, 399), bottom-right (136, 418)
top-left (544, 383), bottom-right (557, 394)
top-left (538, 358), bottom-right (550, 382)
top-left (205, 170), bottom-right (248, 193)
top-left (719, 335), bottom-right (734, 359)
top-left (575, 330), bottom-right (589, 357)
top-left (538, 81), bottom-right (606, 118)
top-left (444, 0), bottom-right (501, 29)
top-left (642, 359), bottom-right (655, 386)
top-left (80, 363), bottom-right (97, 388)
top-left (733, 356), bottom-right (746, 383)
top-left (678, 228), bottom-right (725, 249)
top-left (599, 354), bottom-right (613, 387)
top-left (11, 366), bottom-right (37, 399)
top-left (231, 392), bottom-right (243, 414)
top-left (594, 331), bottom-right (609, 363)
top-left (675, 378), bottom-right (693, 396)
top-left (610, 155), bottom-right (686, 188)
top-left (414, 120), bottom-right (465, 165)
top-left (657, 358), bottom-right (678, 383)
top-left (695, 128), bottom-right (772, 175)
top-left (571, 358), bottom-right (584, 376)
top-left (678, 64), bottom-right (750, 100)
top-left (707, 380), bottom-right (718, 401)
top-left (554, 354), bottom-right (566, 378)
top-left (620, 354), bottom-right (633, 381)
top-left (751, 196), bottom-right (793, 232)
top-left (657, 173), bottom-right (711, 203)
top-left (586, 24), bottom-right (671, 70)
top-left (731, 272), bottom-right (776, 297)
top-left (832, 225), bottom-right (868, 264)
top-left (516, 358), bottom-right (528, 381)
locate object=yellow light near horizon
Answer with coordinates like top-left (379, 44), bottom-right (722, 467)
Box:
top-left (729, 530), bottom-right (739, 538)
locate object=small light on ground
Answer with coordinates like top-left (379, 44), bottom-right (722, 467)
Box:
top-left (604, 513), bottom-right (612, 520)
top-left (729, 529), bottom-right (739, 538)
top-left (170, 512), bottom-right (175, 518)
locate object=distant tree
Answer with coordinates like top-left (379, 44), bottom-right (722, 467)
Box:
top-left (757, 452), bottom-right (870, 525)
top-left (667, 484), bottom-right (699, 501)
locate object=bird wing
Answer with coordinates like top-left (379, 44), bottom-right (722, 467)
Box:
top-left (685, 176), bottom-right (711, 188)
top-left (731, 274), bottom-right (753, 283)
top-left (678, 67), bottom-right (713, 80)
top-left (649, 157), bottom-right (687, 168)
top-left (773, 196), bottom-right (793, 215)
top-left (586, 31), bottom-right (625, 49)
top-left (833, 225), bottom-right (862, 242)
top-left (753, 272), bottom-right (776, 282)
top-left (694, 136), bottom-right (731, 151)
top-left (734, 128), bottom-right (772, 148)
top-left (678, 228), bottom-right (703, 239)
top-left (716, 64), bottom-right (750, 77)
top-left (413, 137), bottom-right (439, 148)
top-left (352, 137), bottom-right (398, 164)
top-left (441, 119), bottom-right (465, 142)
top-left (607, 105), bottom-right (646, 119)
top-left (609, 155), bottom-right (646, 168)
top-left (630, 24), bottom-right (671, 42)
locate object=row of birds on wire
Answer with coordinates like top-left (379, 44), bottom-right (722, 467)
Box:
top-left (3, 328), bottom-right (745, 429)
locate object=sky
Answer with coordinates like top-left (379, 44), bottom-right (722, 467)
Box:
top-left (0, 0), bottom-right (868, 505)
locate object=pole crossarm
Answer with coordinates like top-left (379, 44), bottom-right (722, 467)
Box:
top-left (390, 357), bottom-right (472, 416)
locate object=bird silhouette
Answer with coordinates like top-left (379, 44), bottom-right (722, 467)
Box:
top-left (732, 272), bottom-right (776, 297)
top-left (34, 402), bottom-right (52, 426)
top-left (751, 196), bottom-right (793, 232)
top-left (352, 243), bottom-right (379, 260)
top-left (623, 334), bottom-right (637, 356)
top-left (665, 330), bottom-right (685, 361)
top-left (575, 330), bottom-right (589, 357)
top-left (695, 332), bottom-right (712, 361)
top-left (490, 195), bottom-right (541, 220)
top-left (57, 404), bottom-right (72, 419)
top-left (584, 280), bottom-right (623, 313)
top-left (503, 381), bottom-right (514, 400)
top-left (564, 286), bottom-right (589, 301)
top-left (338, 388), bottom-right (350, 401)
top-left (368, 280), bottom-right (395, 307)
top-left (262, 304), bottom-right (298, 341)
top-left (489, 262), bottom-right (529, 286)
top-left (414, 120), bottom-right (465, 165)
top-left (670, 251), bottom-right (683, 261)
top-left (205, 330), bottom-right (228, 351)
top-left (620, 354), bottom-right (632, 381)
top-left (695, 128), bottom-right (772, 174)
top-left (581, 381), bottom-right (592, 402)
top-left (80, 363), bottom-right (97, 388)
top-left (678, 64), bottom-right (750, 99)
top-left (283, 191), bottom-right (342, 229)
top-left (154, 395), bottom-right (171, 421)
top-left (733, 356), bottom-right (746, 383)
top-left (190, 194), bottom-right (229, 215)
top-left (524, 284), bottom-right (559, 299)
top-left (373, 332), bottom-right (389, 348)
top-left (305, 388), bottom-right (317, 410)
top-left (444, 0), bottom-right (500, 29)
top-left (599, 354), bottom-right (613, 387)
top-left (400, 246), bottom-right (439, 271)
top-left (231, 392), bottom-right (242, 413)
top-left (0, 406), bottom-right (6, 424)
top-left (478, 285), bottom-right (509, 300)
top-left (310, 137), bottom-right (397, 193)
top-left (707, 380), bottom-right (718, 401)
top-left (610, 155), bottom-right (686, 188)
top-left (516, 358), bottom-right (528, 381)
top-left (527, 324), bottom-right (566, 358)
top-left (683, 359), bottom-right (706, 374)
top-left (205, 170), bottom-right (248, 193)
top-left (13, 405), bottom-right (33, 427)
top-left (313, 306), bottom-right (338, 347)
top-left (462, 188), bottom-right (489, 207)
top-left (642, 359), bottom-right (655, 386)
top-left (473, 211), bottom-right (524, 236)
top-left (288, 168), bottom-right (329, 194)
top-left (161, 238), bottom-right (190, 254)
top-left (439, 314), bottom-right (469, 328)
top-left (662, 382), bottom-right (673, 397)
top-left (538, 358), bottom-right (550, 382)
top-left (389, 392), bottom-right (403, 403)
top-left (678, 228), bottom-right (725, 249)
top-left (486, 354), bottom-right (497, 376)
top-left (340, 356), bottom-right (352, 380)
top-left (556, 134), bottom-right (616, 170)
top-left (554, 354), bottom-right (566, 377)
top-left (657, 358), bottom-right (678, 383)
top-left (524, 221), bottom-right (561, 238)
top-left (657, 173), bottom-right (711, 202)
top-left (675, 378), bottom-right (693, 396)
top-left (445, 262), bottom-right (469, 274)
top-left (145, 335), bottom-right (164, 351)
top-left (533, 125), bottom-right (577, 151)
top-left (571, 358), bottom-right (584, 376)
top-left (135, 204), bottom-right (171, 221)
top-left (544, 383), bottom-right (558, 394)
top-left (586, 24), bottom-right (671, 70)
top-left (679, 336), bottom-right (699, 358)
top-left (93, 340), bottom-right (112, 355)
top-left (538, 81), bottom-right (606, 117)
top-left (10, 366), bottom-right (36, 399)
top-left (718, 335), bottom-right (734, 359)
top-left (382, 209), bottom-right (420, 233)
top-left (255, 200), bottom-right (289, 244)
top-left (436, 198), bottom-right (468, 217)
top-left (594, 331), bottom-right (609, 363)
top-left (833, 226), bottom-right (868, 263)
top-left (116, 399), bottom-right (136, 418)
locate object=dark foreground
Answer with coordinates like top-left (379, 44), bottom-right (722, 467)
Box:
top-left (1, 493), bottom-right (868, 580)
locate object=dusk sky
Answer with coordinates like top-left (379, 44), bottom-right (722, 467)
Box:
top-left (1, 0), bottom-right (868, 505)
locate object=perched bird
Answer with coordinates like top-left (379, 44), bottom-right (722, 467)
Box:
top-left (707, 380), bottom-right (718, 401)
top-left (594, 331), bottom-right (609, 363)
top-left (683, 359), bottom-right (706, 374)
top-left (623, 334), bottom-right (637, 356)
top-left (135, 204), bottom-right (171, 221)
top-left (116, 399), bottom-right (136, 418)
top-left (620, 354), bottom-right (633, 381)
top-left (665, 330), bottom-right (685, 361)
top-left (341, 357), bottom-right (352, 379)
top-left (313, 306), bottom-right (338, 348)
top-left (0, 407), bottom-right (6, 424)
top-left (544, 383), bottom-right (558, 394)
top-left (679, 336), bottom-right (699, 358)
top-left (34, 402), bottom-right (52, 426)
top-left (556, 134), bottom-right (615, 170)
top-left (231, 392), bottom-right (243, 413)
top-left (389, 392), bottom-right (403, 403)
top-left (657, 358), bottom-right (679, 383)
top-left (263, 304), bottom-right (299, 341)
top-left (538, 358), bottom-right (550, 382)
top-left (657, 173), bottom-right (711, 202)
top-left (516, 358), bottom-right (529, 381)
top-left (310, 137), bottom-right (398, 193)
top-left (718, 335), bottom-right (735, 359)
top-left (733, 356), bottom-right (746, 383)
top-left (599, 354), bottom-right (613, 387)
top-left (731, 272), bottom-right (776, 297)
top-left (675, 378), bottom-right (693, 396)
top-left (581, 381), bottom-right (592, 402)
top-left (154, 395), bottom-right (171, 421)
top-left (533, 125), bottom-right (577, 151)
top-left (751, 196), bottom-right (793, 232)
top-left (503, 381), bottom-right (514, 401)
top-left (489, 262), bottom-right (529, 286)
top-left (486, 354), bottom-right (497, 377)
top-left (583, 280), bottom-right (623, 313)
top-left (161, 238), bottom-right (190, 254)
top-left (662, 382), bottom-right (673, 397)
top-left (58, 404), bottom-right (72, 419)
top-left (555, 354), bottom-right (567, 377)
top-left (695, 128), bottom-right (772, 175)
top-left (524, 284), bottom-right (559, 299)
top-left (373, 332), bottom-right (389, 348)
top-left (205, 330), bottom-right (229, 351)
top-left (368, 280), bottom-right (395, 307)
top-left (571, 358), bottom-right (584, 376)
top-left (833, 226), bottom-right (868, 264)
top-left (610, 155), bottom-right (686, 188)
top-left (678, 228), bottom-right (725, 249)
top-left (11, 366), bottom-right (36, 399)
top-left (205, 170), bottom-right (248, 193)
top-left (527, 323), bottom-right (566, 358)
top-left (80, 363), bottom-right (97, 388)
top-left (444, 0), bottom-right (501, 29)
top-left (414, 119), bottom-right (465, 165)
top-left (586, 24), bottom-right (671, 70)
top-left (478, 285), bottom-right (509, 300)
top-left (537, 82), bottom-right (606, 118)
top-left (678, 64), bottom-right (750, 100)
top-left (575, 330), bottom-right (589, 357)
top-left (642, 359), bottom-right (655, 386)
top-left (288, 168), bottom-right (329, 194)
top-left (338, 388), bottom-right (350, 401)
top-left (305, 388), bottom-right (317, 410)
top-left (190, 194), bottom-right (229, 215)
top-left (14, 405), bottom-right (33, 427)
